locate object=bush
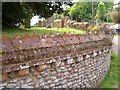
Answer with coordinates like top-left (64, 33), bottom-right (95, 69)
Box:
top-left (110, 10), bottom-right (120, 23)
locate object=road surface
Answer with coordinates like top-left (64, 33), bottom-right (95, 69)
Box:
top-left (112, 35), bottom-right (119, 54)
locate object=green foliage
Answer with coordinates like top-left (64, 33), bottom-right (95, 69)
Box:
top-left (2, 2), bottom-right (24, 28)
top-left (2, 2), bottom-right (64, 28)
top-left (68, 2), bottom-right (80, 21)
top-left (52, 12), bottom-right (62, 20)
top-left (104, 2), bottom-right (114, 12)
top-left (68, 2), bottom-right (92, 22)
top-left (2, 2), bottom-right (114, 28)
top-left (67, 2), bottom-right (113, 22)
top-left (52, 11), bottom-right (66, 20)
top-left (95, 2), bottom-right (106, 22)
top-left (62, 9), bottom-right (70, 17)
top-left (105, 2), bottom-right (114, 22)
top-left (95, 2), bottom-right (113, 22)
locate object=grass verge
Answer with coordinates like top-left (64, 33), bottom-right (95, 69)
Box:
top-left (2, 27), bottom-right (85, 38)
top-left (100, 52), bottom-right (118, 88)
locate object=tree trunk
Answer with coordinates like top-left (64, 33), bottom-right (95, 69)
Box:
top-left (25, 18), bottom-right (30, 28)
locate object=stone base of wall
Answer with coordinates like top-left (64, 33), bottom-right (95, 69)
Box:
top-left (0, 48), bottom-right (111, 88)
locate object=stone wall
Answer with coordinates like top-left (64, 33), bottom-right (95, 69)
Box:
top-left (36, 20), bottom-right (46, 27)
top-left (53, 16), bottom-right (102, 32)
top-left (0, 26), bottom-right (115, 88)
top-left (53, 16), bottom-right (69, 28)
top-left (53, 20), bottom-right (61, 28)
top-left (67, 21), bottom-right (90, 30)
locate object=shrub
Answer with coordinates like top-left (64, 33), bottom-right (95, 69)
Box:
top-left (110, 10), bottom-right (120, 23)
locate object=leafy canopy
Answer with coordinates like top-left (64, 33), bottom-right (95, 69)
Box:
top-left (2, 2), bottom-right (64, 28)
top-left (68, 2), bottom-right (92, 22)
top-left (95, 2), bottom-right (106, 22)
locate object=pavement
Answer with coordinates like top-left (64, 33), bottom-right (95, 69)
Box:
top-left (112, 35), bottom-right (119, 54)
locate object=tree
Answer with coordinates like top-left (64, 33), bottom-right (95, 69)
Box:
top-left (2, 2), bottom-right (24, 28)
top-left (104, 2), bottom-right (114, 12)
top-left (21, 2), bottom-right (33, 28)
top-left (62, 9), bottom-right (70, 17)
top-left (68, 2), bottom-right (80, 21)
top-left (104, 2), bottom-right (114, 22)
top-left (2, 2), bottom-right (64, 28)
top-left (68, 2), bottom-right (92, 22)
top-left (52, 12), bottom-right (62, 20)
top-left (95, 2), bottom-right (106, 22)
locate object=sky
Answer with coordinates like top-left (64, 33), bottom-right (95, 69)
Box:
top-left (113, 0), bottom-right (120, 8)
top-left (30, 16), bottom-right (41, 26)
top-left (30, 0), bottom-right (120, 26)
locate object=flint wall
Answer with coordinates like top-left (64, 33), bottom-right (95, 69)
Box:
top-left (0, 26), bottom-right (115, 88)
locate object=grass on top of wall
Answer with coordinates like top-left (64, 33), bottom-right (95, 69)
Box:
top-left (100, 52), bottom-right (118, 88)
top-left (2, 27), bottom-right (85, 38)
